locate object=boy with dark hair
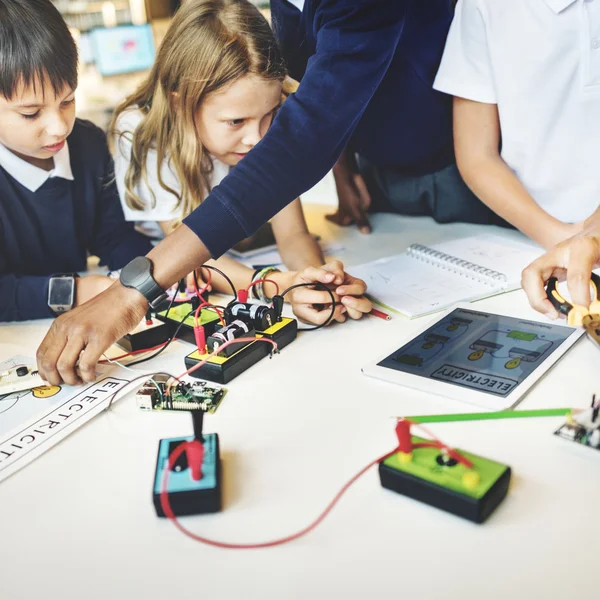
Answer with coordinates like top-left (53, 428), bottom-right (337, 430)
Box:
top-left (0, 0), bottom-right (152, 321)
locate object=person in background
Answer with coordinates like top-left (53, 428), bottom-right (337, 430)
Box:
top-left (433, 0), bottom-right (599, 250)
top-left (0, 0), bottom-right (152, 322)
top-left (37, 0), bottom-right (488, 385)
top-left (110, 0), bottom-right (371, 325)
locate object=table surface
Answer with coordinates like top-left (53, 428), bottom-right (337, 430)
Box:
top-left (1, 205), bottom-right (598, 600)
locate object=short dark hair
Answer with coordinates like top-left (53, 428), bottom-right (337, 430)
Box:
top-left (0, 0), bottom-right (78, 99)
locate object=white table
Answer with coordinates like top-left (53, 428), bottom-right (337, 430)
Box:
top-left (1, 206), bottom-right (598, 600)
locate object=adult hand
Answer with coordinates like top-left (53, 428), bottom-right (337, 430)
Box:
top-left (521, 230), bottom-right (600, 318)
top-left (327, 170), bottom-right (373, 234)
top-left (37, 282), bottom-right (148, 386)
top-left (75, 275), bottom-right (113, 307)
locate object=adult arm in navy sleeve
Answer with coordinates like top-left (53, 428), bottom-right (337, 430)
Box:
top-left (183, 0), bottom-right (409, 257)
top-left (89, 138), bottom-right (153, 270)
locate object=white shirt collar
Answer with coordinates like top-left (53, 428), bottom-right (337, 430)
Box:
top-left (542, 0), bottom-right (577, 14)
top-left (0, 141), bottom-right (74, 192)
top-left (287, 0), bottom-right (305, 11)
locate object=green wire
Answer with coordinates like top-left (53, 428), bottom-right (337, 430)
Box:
top-left (403, 408), bottom-right (573, 424)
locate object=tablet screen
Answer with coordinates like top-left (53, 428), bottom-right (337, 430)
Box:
top-left (377, 308), bottom-right (574, 397)
top-left (90, 24), bottom-right (155, 77)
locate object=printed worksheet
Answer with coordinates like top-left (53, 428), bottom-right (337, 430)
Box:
top-left (0, 356), bottom-right (132, 482)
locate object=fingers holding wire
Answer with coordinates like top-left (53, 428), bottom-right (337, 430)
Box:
top-left (293, 302), bottom-right (345, 326)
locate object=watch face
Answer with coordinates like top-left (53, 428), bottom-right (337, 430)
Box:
top-left (49, 277), bottom-right (75, 311)
top-left (51, 278), bottom-right (74, 305)
top-left (120, 256), bottom-right (151, 288)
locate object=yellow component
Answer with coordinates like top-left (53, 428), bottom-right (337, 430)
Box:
top-left (187, 341), bottom-right (253, 365)
top-left (32, 385), bottom-right (61, 398)
top-left (567, 304), bottom-right (590, 327)
top-left (505, 358), bottom-right (521, 370)
top-left (550, 288), bottom-right (567, 305)
top-left (422, 342), bottom-right (435, 349)
top-left (589, 300), bottom-right (600, 314)
top-left (468, 349), bottom-right (484, 361)
top-left (260, 317), bottom-right (293, 335)
top-left (590, 278), bottom-right (600, 302)
top-left (397, 452), bottom-right (413, 464)
top-left (447, 324), bottom-right (458, 332)
top-left (461, 471), bottom-right (481, 490)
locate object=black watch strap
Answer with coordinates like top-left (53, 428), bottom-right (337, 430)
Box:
top-left (119, 257), bottom-right (167, 308)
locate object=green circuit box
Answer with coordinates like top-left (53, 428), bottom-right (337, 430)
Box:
top-left (379, 435), bottom-right (511, 523)
top-left (156, 302), bottom-right (222, 344)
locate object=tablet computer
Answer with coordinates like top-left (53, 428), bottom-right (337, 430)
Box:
top-left (90, 24), bottom-right (155, 77)
top-left (362, 305), bottom-right (584, 410)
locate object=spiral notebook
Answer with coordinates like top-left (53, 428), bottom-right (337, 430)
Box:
top-left (350, 234), bottom-right (542, 318)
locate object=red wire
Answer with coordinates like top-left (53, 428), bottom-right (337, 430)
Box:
top-left (245, 278), bottom-right (280, 296)
top-left (165, 336), bottom-right (278, 397)
top-left (99, 342), bottom-right (168, 364)
top-left (160, 442), bottom-right (400, 550)
top-left (194, 301), bottom-right (225, 328)
top-left (405, 420), bottom-right (473, 469)
top-left (196, 267), bottom-right (212, 299)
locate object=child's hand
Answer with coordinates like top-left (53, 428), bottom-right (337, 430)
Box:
top-left (327, 171), bottom-right (373, 234)
top-left (75, 275), bottom-right (113, 307)
top-left (282, 261), bottom-right (372, 325)
top-left (186, 268), bottom-right (212, 294)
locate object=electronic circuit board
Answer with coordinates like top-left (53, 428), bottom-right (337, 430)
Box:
top-left (135, 375), bottom-right (226, 413)
top-left (0, 365), bottom-right (46, 396)
top-left (555, 403), bottom-right (600, 451)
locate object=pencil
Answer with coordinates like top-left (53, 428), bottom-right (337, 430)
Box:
top-left (370, 308), bottom-right (391, 321)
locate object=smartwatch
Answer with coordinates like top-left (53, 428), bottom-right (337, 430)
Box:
top-left (119, 256), bottom-right (168, 309)
top-left (48, 273), bottom-right (78, 315)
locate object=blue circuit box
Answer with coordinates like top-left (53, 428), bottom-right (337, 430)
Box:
top-left (153, 433), bottom-right (222, 517)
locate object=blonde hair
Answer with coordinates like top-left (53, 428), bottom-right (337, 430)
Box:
top-left (110, 0), bottom-right (287, 217)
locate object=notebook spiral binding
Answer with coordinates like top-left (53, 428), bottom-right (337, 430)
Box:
top-left (407, 244), bottom-right (507, 287)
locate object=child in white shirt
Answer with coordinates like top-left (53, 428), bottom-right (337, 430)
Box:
top-left (434, 0), bottom-right (600, 249)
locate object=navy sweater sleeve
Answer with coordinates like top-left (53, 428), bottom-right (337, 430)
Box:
top-left (0, 273), bottom-right (53, 322)
top-left (88, 131), bottom-right (153, 270)
top-left (183, 0), bottom-right (409, 257)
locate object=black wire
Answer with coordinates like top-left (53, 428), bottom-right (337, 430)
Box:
top-left (163, 292), bottom-right (176, 320)
top-left (127, 308), bottom-right (195, 367)
top-left (280, 282), bottom-right (337, 331)
top-left (197, 264), bottom-right (237, 299)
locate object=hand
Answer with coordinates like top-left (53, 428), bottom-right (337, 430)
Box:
top-left (75, 275), bottom-right (113, 307)
top-left (278, 260), bottom-right (372, 325)
top-left (327, 170), bottom-right (373, 234)
top-left (521, 230), bottom-right (600, 318)
top-left (37, 282), bottom-right (148, 385)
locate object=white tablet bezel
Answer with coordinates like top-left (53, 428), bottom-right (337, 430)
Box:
top-left (361, 303), bottom-right (585, 411)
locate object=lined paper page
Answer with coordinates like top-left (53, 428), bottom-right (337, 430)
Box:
top-left (350, 254), bottom-right (502, 317)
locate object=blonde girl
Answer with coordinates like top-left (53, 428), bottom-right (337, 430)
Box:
top-left (110, 0), bottom-right (371, 325)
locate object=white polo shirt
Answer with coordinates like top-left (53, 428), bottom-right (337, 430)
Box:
top-left (434, 0), bottom-right (600, 223)
top-left (0, 141), bottom-right (73, 192)
top-left (113, 107), bottom-right (229, 239)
